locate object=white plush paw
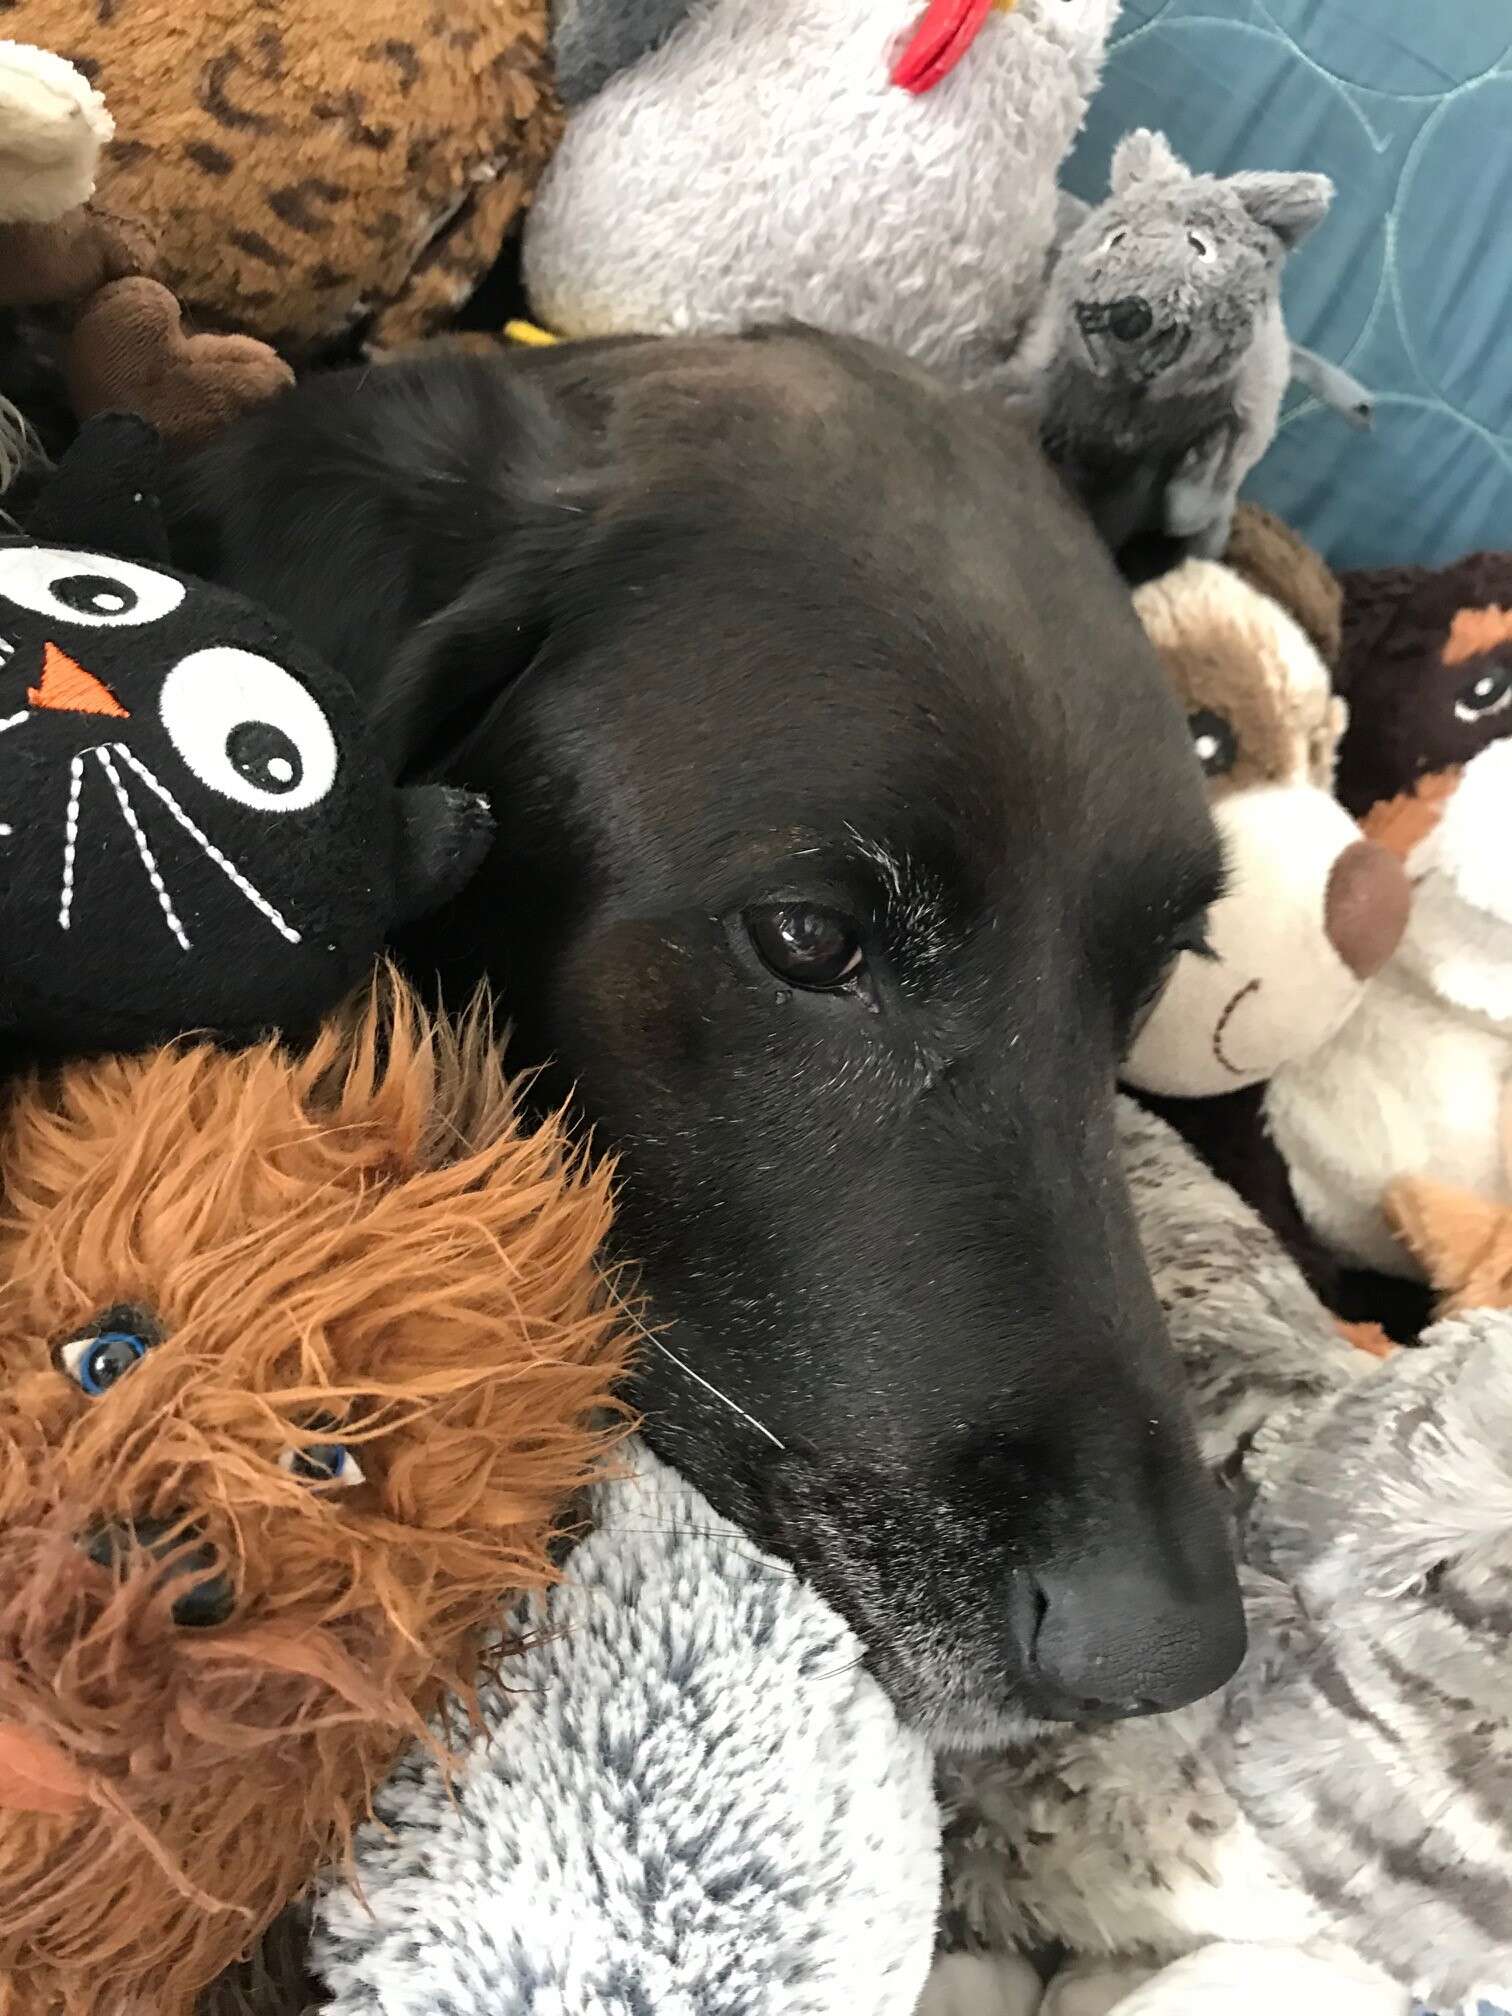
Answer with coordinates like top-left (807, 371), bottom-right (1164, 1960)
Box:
top-left (917, 1951), bottom-right (1045, 2016)
top-left (1042, 1960), bottom-right (1160, 2016)
top-left (1097, 1944), bottom-right (1410, 2016)
top-left (0, 43), bottom-right (113, 223)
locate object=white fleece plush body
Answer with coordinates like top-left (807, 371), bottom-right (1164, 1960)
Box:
top-left (525, 0), bottom-right (1118, 379)
top-left (313, 1440), bottom-right (941, 2016)
top-left (1268, 740), bottom-right (1512, 1275)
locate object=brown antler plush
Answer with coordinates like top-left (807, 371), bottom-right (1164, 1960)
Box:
top-left (0, 973), bottom-right (632, 2016)
top-left (0, 41), bottom-right (293, 459)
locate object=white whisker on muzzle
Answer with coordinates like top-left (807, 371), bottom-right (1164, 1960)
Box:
top-left (58, 752), bottom-right (85, 932)
top-left (95, 746), bottom-right (191, 952)
top-left (607, 1287), bottom-right (787, 1452)
top-left (108, 743), bottom-right (302, 945)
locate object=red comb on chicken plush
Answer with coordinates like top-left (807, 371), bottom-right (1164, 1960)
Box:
top-left (891, 0), bottom-right (1016, 92)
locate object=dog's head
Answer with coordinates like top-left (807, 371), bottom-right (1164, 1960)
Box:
top-left (0, 978), bottom-right (627, 2013)
top-left (175, 328), bottom-right (1245, 1747)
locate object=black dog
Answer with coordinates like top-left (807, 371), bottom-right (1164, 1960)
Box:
top-left (169, 328), bottom-right (1242, 1747)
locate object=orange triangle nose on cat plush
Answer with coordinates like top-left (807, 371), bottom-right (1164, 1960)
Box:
top-left (27, 641), bottom-right (130, 718)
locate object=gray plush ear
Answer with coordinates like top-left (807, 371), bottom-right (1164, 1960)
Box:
top-left (551, 0), bottom-right (696, 105)
top-left (1110, 128), bottom-right (1187, 195)
top-left (1229, 171), bottom-right (1333, 250)
top-left (392, 786), bottom-right (496, 926)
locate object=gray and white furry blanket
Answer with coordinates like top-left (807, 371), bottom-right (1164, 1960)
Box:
top-left (313, 1440), bottom-right (941, 2016)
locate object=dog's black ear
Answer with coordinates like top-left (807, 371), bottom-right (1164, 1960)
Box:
top-left (371, 528), bottom-right (568, 777)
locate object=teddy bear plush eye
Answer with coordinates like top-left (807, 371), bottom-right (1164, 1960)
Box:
top-left (0, 546), bottom-right (187, 629)
top-left (278, 1439), bottom-right (366, 1489)
top-left (58, 1328), bottom-right (151, 1396)
top-left (1454, 663), bottom-right (1512, 724)
top-left (1187, 231), bottom-right (1212, 259)
top-left (158, 646), bottom-right (339, 812)
top-left (1187, 708), bottom-right (1237, 778)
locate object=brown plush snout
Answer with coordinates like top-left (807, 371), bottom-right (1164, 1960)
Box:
top-left (1324, 838), bottom-right (1410, 978)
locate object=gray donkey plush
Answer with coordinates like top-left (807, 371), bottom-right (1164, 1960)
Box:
top-left (1002, 131), bottom-right (1372, 563)
top-left (923, 1100), bottom-right (1512, 2016)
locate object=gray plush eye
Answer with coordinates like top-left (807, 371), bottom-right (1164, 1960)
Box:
top-left (1188, 232), bottom-right (1212, 259)
top-left (159, 646), bottom-right (338, 812)
top-left (0, 546), bottom-right (186, 628)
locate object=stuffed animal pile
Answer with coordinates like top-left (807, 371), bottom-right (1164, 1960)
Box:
top-left (2, 7), bottom-right (1510, 2016)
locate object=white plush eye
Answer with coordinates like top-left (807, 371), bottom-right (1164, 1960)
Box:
top-left (1103, 226), bottom-right (1128, 253)
top-left (158, 646), bottom-right (339, 812)
top-left (0, 546), bottom-right (187, 627)
top-left (1188, 232), bottom-right (1212, 259)
top-left (278, 1441), bottom-right (366, 1489)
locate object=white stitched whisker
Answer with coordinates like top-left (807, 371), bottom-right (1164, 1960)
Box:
top-left (59, 753), bottom-right (85, 931)
top-left (109, 743), bottom-right (302, 945)
top-left (0, 710), bottom-right (29, 735)
top-left (606, 1283), bottom-right (787, 1452)
top-left (95, 747), bottom-right (191, 952)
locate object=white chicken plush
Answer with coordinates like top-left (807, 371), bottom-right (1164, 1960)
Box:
top-left (525, 0), bottom-right (1120, 382)
top-left (1267, 739), bottom-right (1512, 1277)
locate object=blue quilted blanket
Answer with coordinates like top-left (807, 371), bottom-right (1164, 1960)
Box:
top-left (1064, 0), bottom-right (1512, 569)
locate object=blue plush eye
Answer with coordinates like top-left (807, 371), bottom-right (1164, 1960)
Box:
top-left (278, 1441), bottom-right (366, 1490)
top-left (59, 1329), bottom-right (149, 1396)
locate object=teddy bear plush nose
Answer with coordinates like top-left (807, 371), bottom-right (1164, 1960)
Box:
top-left (1078, 295), bottom-right (1154, 345)
top-left (80, 1516), bottom-right (235, 1629)
top-left (1324, 839), bottom-right (1411, 980)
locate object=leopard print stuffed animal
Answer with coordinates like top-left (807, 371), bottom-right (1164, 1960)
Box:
top-left (11, 0), bottom-right (561, 354)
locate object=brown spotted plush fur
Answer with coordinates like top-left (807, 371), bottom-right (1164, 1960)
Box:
top-left (0, 974), bottom-right (631, 2016)
top-left (10, 0), bottom-right (562, 353)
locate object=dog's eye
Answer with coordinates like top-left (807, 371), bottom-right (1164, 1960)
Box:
top-left (58, 1328), bottom-right (150, 1397)
top-left (1187, 709), bottom-right (1237, 779)
top-left (746, 904), bottom-right (865, 991)
top-left (278, 1441), bottom-right (366, 1490)
top-left (1455, 663), bottom-right (1512, 724)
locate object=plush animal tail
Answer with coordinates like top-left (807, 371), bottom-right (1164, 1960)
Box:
top-left (1291, 344), bottom-right (1374, 430)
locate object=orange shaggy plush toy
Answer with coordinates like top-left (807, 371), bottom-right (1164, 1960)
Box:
top-left (0, 974), bottom-right (631, 2016)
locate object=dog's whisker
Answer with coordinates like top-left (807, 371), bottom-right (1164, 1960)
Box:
top-left (58, 753), bottom-right (86, 932)
top-left (608, 1523), bottom-right (798, 1578)
top-left (109, 744), bottom-right (302, 945)
top-left (607, 1290), bottom-right (787, 1452)
top-left (95, 747), bottom-right (192, 953)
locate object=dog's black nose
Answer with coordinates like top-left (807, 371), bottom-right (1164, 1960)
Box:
top-left (1010, 1530), bottom-right (1245, 1719)
top-left (1103, 296), bottom-right (1154, 344)
top-left (80, 1516), bottom-right (235, 1629)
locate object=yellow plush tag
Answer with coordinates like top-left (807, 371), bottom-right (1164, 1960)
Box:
top-left (504, 319), bottom-right (560, 347)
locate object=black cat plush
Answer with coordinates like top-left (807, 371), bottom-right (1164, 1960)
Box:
top-left (0, 416), bottom-right (492, 1056)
